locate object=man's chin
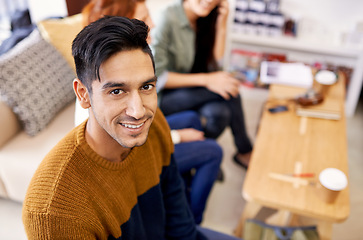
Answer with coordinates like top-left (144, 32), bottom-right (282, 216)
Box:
top-left (118, 135), bottom-right (148, 149)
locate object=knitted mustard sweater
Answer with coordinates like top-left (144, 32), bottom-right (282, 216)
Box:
top-left (22, 109), bottom-right (202, 240)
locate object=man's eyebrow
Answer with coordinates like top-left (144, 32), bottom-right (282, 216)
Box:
top-left (101, 76), bottom-right (157, 90)
top-left (102, 82), bottom-right (125, 90)
top-left (146, 76), bottom-right (158, 84)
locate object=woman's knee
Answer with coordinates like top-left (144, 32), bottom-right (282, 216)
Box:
top-left (166, 110), bottom-right (201, 130)
top-left (203, 139), bottom-right (223, 165)
top-left (199, 103), bottom-right (231, 138)
top-left (179, 111), bottom-right (202, 130)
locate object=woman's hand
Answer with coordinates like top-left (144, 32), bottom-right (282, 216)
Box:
top-left (177, 128), bottom-right (205, 143)
top-left (204, 71), bottom-right (240, 100)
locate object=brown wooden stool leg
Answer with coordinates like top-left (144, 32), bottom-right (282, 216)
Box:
top-left (317, 221), bottom-right (333, 240)
top-left (234, 201), bottom-right (262, 238)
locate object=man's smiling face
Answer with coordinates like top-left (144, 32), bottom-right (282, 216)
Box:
top-left (88, 49), bottom-right (157, 149)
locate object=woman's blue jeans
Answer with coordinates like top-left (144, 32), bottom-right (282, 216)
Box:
top-left (166, 111), bottom-right (223, 224)
top-left (161, 87), bottom-right (252, 154)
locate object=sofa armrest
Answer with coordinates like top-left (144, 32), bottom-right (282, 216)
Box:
top-left (0, 101), bottom-right (21, 148)
top-left (0, 101), bottom-right (75, 201)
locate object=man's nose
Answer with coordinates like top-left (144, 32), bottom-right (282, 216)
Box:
top-left (125, 92), bottom-right (145, 120)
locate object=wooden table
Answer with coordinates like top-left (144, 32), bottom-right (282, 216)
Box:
top-left (234, 72), bottom-right (350, 240)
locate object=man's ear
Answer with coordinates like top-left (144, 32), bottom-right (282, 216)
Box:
top-left (73, 78), bottom-right (91, 109)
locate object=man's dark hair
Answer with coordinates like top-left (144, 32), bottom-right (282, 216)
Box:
top-left (72, 16), bottom-right (155, 92)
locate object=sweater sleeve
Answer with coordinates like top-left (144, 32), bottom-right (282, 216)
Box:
top-left (22, 210), bottom-right (96, 239)
top-left (160, 154), bottom-right (207, 240)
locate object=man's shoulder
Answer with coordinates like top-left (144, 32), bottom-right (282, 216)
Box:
top-left (149, 108), bottom-right (172, 143)
top-left (152, 108), bottom-right (169, 127)
top-left (23, 124), bottom-right (85, 207)
top-left (43, 123), bottom-right (84, 164)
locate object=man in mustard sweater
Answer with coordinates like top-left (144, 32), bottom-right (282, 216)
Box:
top-left (22, 16), bottom-right (239, 240)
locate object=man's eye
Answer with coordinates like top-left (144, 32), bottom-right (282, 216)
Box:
top-left (141, 84), bottom-right (154, 91)
top-left (110, 89), bottom-right (123, 95)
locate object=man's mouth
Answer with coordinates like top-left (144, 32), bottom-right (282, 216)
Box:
top-left (120, 122), bottom-right (145, 129)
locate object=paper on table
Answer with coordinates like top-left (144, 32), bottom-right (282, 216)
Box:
top-left (260, 61), bottom-right (313, 88)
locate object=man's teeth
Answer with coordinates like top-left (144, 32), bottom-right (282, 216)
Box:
top-left (121, 122), bottom-right (144, 129)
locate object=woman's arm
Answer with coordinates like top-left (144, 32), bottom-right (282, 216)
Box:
top-left (165, 71), bottom-right (240, 100)
top-left (164, 72), bottom-right (207, 88)
top-left (172, 128), bottom-right (205, 144)
top-left (214, 0), bottom-right (229, 61)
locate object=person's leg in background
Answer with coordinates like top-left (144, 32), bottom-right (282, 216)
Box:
top-left (174, 139), bottom-right (222, 224)
top-left (227, 95), bottom-right (253, 168)
top-left (161, 88), bottom-right (252, 167)
top-left (161, 88), bottom-right (250, 145)
top-left (167, 110), bottom-right (203, 209)
top-left (166, 110), bottom-right (203, 130)
top-left (160, 87), bottom-right (222, 116)
top-left (198, 101), bottom-right (231, 139)
top-left (196, 94), bottom-right (253, 167)
top-left (166, 111), bottom-right (223, 224)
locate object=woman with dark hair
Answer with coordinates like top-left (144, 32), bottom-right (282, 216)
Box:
top-left (151, 0), bottom-right (253, 168)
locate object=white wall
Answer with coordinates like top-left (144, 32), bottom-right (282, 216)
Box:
top-left (27, 0), bottom-right (67, 23)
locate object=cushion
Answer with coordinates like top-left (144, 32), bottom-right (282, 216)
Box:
top-left (0, 29), bottom-right (76, 136)
top-left (38, 14), bottom-right (83, 72)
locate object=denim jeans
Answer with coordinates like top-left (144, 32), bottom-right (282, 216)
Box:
top-left (161, 87), bottom-right (252, 154)
top-left (166, 111), bottom-right (222, 224)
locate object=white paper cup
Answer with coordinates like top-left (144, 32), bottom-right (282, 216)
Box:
top-left (317, 168), bottom-right (348, 203)
top-left (314, 70), bottom-right (337, 96)
top-left (315, 70), bottom-right (337, 85)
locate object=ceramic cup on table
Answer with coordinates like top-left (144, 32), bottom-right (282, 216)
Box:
top-left (317, 168), bottom-right (348, 203)
top-left (314, 70), bottom-right (337, 97)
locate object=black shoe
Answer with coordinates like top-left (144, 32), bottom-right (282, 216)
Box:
top-left (216, 168), bottom-right (224, 182)
top-left (233, 154), bottom-right (248, 170)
